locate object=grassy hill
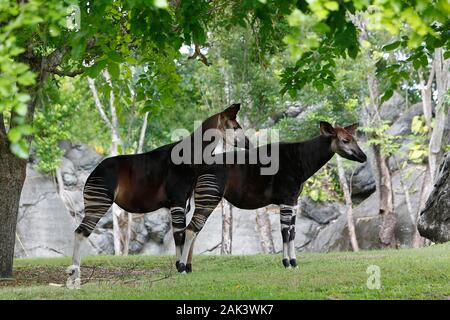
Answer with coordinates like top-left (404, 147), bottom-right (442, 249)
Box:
top-left (1, 243), bottom-right (449, 300)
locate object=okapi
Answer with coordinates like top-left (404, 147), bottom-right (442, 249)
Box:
top-left (176, 121), bottom-right (367, 272)
top-left (66, 103), bottom-right (251, 288)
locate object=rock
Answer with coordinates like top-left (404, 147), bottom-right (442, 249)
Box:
top-left (65, 144), bottom-right (102, 170)
top-left (379, 91), bottom-right (406, 123)
top-left (89, 229), bottom-right (115, 255)
top-left (144, 209), bottom-right (171, 243)
top-left (58, 140), bottom-right (72, 154)
top-left (63, 172), bottom-right (78, 186)
top-left (346, 162), bottom-right (376, 197)
top-left (387, 103), bottom-right (422, 137)
top-left (300, 197), bottom-right (345, 224)
top-left (285, 104), bottom-right (302, 118)
top-left (303, 164), bottom-right (428, 252)
top-left (418, 152), bottom-right (450, 243)
top-left (15, 165), bottom-right (95, 258)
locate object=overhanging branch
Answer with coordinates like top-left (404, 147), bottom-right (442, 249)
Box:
top-left (188, 44), bottom-right (211, 66)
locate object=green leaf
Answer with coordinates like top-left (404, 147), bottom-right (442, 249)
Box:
top-left (381, 89), bottom-right (394, 102)
top-left (14, 103), bottom-right (28, 116)
top-left (107, 62), bottom-right (120, 79)
top-left (383, 41), bottom-right (401, 51)
top-left (108, 51), bottom-right (125, 63)
top-left (85, 60), bottom-right (107, 78)
top-left (7, 127), bottom-right (21, 143)
top-left (10, 140), bottom-right (29, 159)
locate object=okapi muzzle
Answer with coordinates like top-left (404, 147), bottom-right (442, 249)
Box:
top-left (321, 121), bottom-right (367, 163)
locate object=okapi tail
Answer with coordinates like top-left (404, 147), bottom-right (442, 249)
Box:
top-left (75, 166), bottom-right (117, 237)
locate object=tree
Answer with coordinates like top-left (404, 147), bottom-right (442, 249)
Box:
top-left (336, 155), bottom-right (359, 252)
top-left (2, 0), bottom-right (449, 278)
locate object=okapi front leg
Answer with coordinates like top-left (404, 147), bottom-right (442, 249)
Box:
top-left (170, 206), bottom-right (186, 272)
top-left (280, 204), bottom-right (297, 268)
top-left (178, 174), bottom-right (223, 273)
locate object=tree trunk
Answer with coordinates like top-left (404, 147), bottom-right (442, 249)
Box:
top-left (429, 48), bottom-right (450, 182)
top-left (336, 155), bottom-right (359, 252)
top-left (0, 135), bottom-right (27, 279)
top-left (373, 145), bottom-right (396, 248)
top-left (220, 200), bottom-right (233, 255)
top-left (137, 112), bottom-right (149, 154)
top-left (419, 67), bottom-right (434, 128)
top-left (88, 73), bottom-right (128, 256)
top-left (255, 207), bottom-right (275, 254)
top-left (366, 72), bottom-right (397, 248)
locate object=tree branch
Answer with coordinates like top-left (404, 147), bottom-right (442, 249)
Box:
top-left (48, 68), bottom-right (83, 77)
top-left (87, 77), bottom-right (114, 131)
top-left (188, 44), bottom-right (211, 66)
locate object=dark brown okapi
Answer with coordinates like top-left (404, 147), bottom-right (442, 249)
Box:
top-left (66, 104), bottom-right (251, 288)
top-left (177, 121), bottom-right (367, 272)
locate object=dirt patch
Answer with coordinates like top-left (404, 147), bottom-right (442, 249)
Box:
top-left (0, 265), bottom-right (165, 287)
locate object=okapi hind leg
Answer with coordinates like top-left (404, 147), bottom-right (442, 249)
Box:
top-left (186, 238), bottom-right (196, 273)
top-left (66, 175), bottom-right (114, 288)
top-left (66, 232), bottom-right (85, 289)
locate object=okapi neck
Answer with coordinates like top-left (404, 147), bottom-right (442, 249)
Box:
top-left (296, 135), bottom-right (334, 183)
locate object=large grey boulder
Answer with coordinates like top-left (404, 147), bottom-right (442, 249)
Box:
top-left (300, 197), bottom-right (345, 224)
top-left (379, 92), bottom-right (406, 123)
top-left (303, 164), bottom-right (427, 252)
top-left (418, 152), bottom-right (450, 242)
top-left (346, 162), bottom-right (376, 197)
top-left (15, 165), bottom-right (95, 258)
top-left (65, 144), bottom-right (102, 170)
top-left (387, 103), bottom-right (422, 137)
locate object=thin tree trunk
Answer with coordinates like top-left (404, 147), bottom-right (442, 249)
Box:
top-left (220, 200), bottom-right (233, 255)
top-left (137, 112), bottom-right (149, 154)
top-left (87, 73), bottom-right (125, 256)
top-left (255, 207), bottom-right (275, 254)
top-left (336, 155), bottom-right (359, 251)
top-left (366, 71), bottom-right (397, 248)
top-left (429, 48), bottom-right (450, 182)
top-left (373, 145), bottom-right (396, 248)
top-left (418, 66), bottom-right (434, 127)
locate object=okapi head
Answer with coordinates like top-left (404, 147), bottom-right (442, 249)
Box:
top-left (214, 103), bottom-right (252, 150)
top-left (320, 121), bottom-right (367, 163)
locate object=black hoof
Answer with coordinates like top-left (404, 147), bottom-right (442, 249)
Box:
top-left (186, 264), bottom-right (192, 273)
top-left (290, 259), bottom-right (297, 268)
top-left (177, 262), bottom-right (186, 273)
top-left (175, 261), bottom-right (180, 270)
top-left (282, 258), bottom-right (290, 268)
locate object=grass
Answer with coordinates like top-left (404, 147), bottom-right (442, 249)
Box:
top-left (1, 243), bottom-right (449, 300)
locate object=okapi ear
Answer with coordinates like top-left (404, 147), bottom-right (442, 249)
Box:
top-left (221, 103), bottom-right (241, 120)
top-left (344, 123), bottom-right (358, 135)
top-left (320, 121), bottom-right (336, 137)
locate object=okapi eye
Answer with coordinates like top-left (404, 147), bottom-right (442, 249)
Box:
top-left (343, 139), bottom-right (350, 144)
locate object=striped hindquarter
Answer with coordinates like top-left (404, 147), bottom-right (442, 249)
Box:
top-left (76, 176), bottom-right (114, 237)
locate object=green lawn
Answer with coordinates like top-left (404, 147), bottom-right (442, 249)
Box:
top-left (1, 243), bottom-right (449, 300)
